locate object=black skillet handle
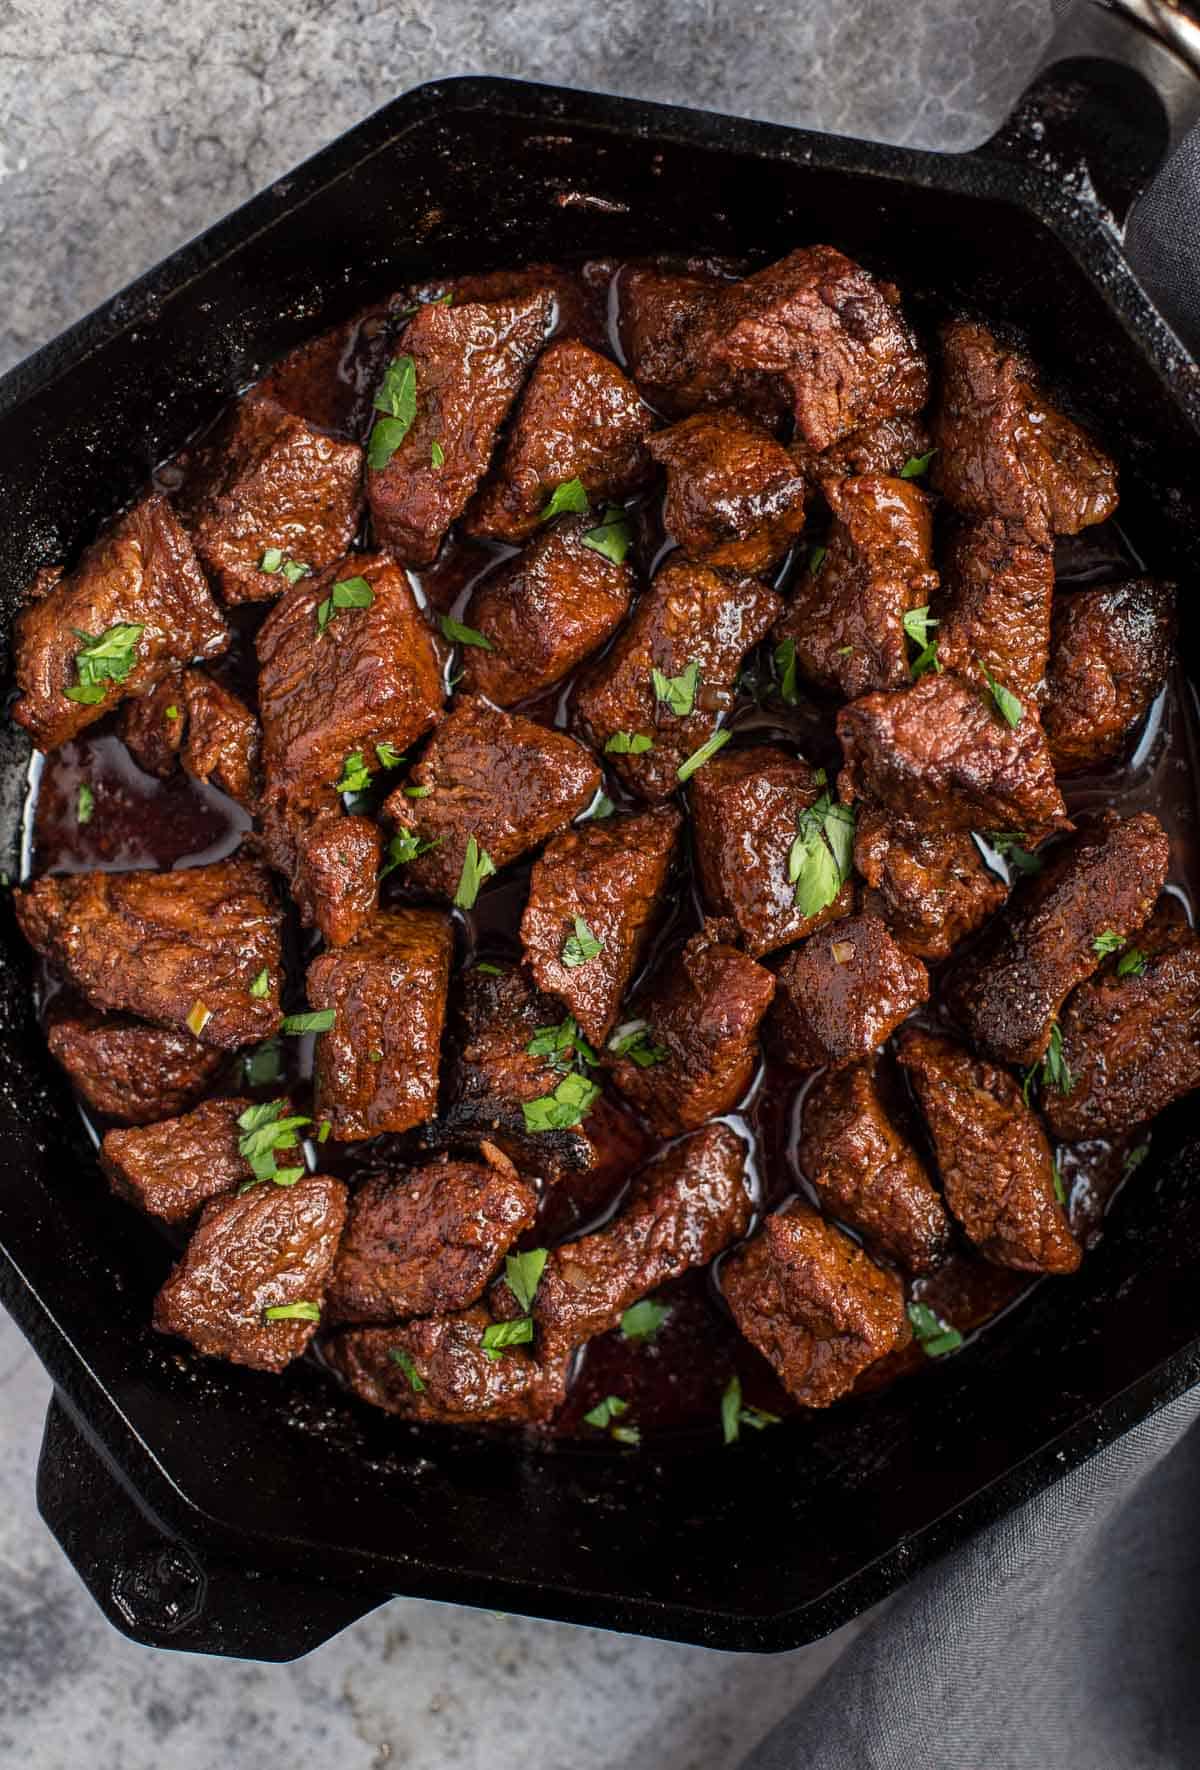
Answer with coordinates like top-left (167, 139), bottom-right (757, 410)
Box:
top-left (36, 1394), bottom-right (389, 1660)
top-left (981, 0), bottom-right (1200, 229)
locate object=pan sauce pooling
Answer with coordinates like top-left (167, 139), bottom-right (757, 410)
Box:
top-left (10, 246), bottom-right (1199, 1444)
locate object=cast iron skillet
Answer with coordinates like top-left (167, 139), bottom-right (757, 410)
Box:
top-left (2, 0), bottom-right (1200, 1662)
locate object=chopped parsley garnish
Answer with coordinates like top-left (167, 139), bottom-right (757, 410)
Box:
top-left (775, 637), bottom-right (800, 705)
top-left (316, 575), bottom-right (375, 635)
top-left (317, 1119), bottom-right (332, 1143)
top-left (899, 449), bottom-right (936, 479)
top-left (439, 613), bottom-right (494, 650)
top-left (581, 506), bottom-right (633, 564)
top-left (526, 1015), bottom-right (593, 1072)
top-left (375, 741), bottom-right (405, 770)
top-left (164, 704), bottom-right (180, 721)
top-left (76, 783), bottom-right (94, 825)
top-left (379, 828), bottom-right (442, 878)
top-left (367, 354), bottom-right (417, 470)
top-left (481, 1317), bottom-right (534, 1359)
top-left (808, 542), bottom-right (827, 575)
top-left (540, 476), bottom-right (589, 521)
top-left (909, 638), bottom-right (941, 680)
top-left (609, 1022), bottom-right (668, 1068)
top-left (902, 605), bottom-right (938, 648)
top-left (453, 835), bottom-right (497, 909)
top-left (243, 1039), bottom-right (283, 1087)
top-left (652, 660), bottom-right (700, 717)
top-left (589, 794), bottom-right (615, 820)
top-left (721, 1374), bottom-right (780, 1443)
top-left (280, 1009), bottom-right (335, 1035)
top-left (980, 660), bottom-right (1023, 728)
top-left (986, 831), bottom-right (1043, 877)
top-left (907, 1301), bottom-right (963, 1358)
top-left (788, 792), bottom-right (855, 918)
top-left (1093, 930), bottom-right (1124, 957)
top-left (388, 1348), bottom-right (426, 1391)
top-left (249, 968), bottom-right (270, 999)
top-left (504, 1247), bottom-right (548, 1314)
top-left (1052, 1160), bottom-right (1067, 1206)
top-left (1123, 1143), bottom-right (1150, 1178)
top-left (403, 784), bottom-right (432, 798)
top-left (258, 549), bottom-right (311, 585)
top-left (334, 751), bottom-right (371, 795)
top-left (236, 1098), bottom-right (310, 1188)
top-left (583, 1395), bottom-right (629, 1430)
top-left (677, 727), bottom-right (731, 782)
top-left (1117, 947), bottom-right (1148, 977)
top-left (605, 730), bottom-right (654, 755)
top-left (561, 916), bottom-right (603, 968)
top-left (65, 622), bottom-right (144, 704)
top-left (185, 1000), bottom-right (211, 1038)
top-left (620, 1298), bottom-right (671, 1342)
top-left (611, 1425), bottom-right (641, 1446)
top-left (430, 440), bottom-right (445, 468)
top-left (522, 1070), bottom-right (601, 1133)
top-left (475, 961), bottom-right (504, 976)
top-left (1024, 1021), bottom-right (1072, 1102)
top-left (264, 1300), bottom-right (321, 1323)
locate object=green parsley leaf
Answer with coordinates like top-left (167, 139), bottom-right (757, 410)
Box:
top-left (581, 506), bottom-right (632, 564)
top-left (164, 704), bottom-right (180, 721)
top-left (264, 1300), bottom-right (321, 1323)
top-left (66, 622), bottom-right (144, 703)
top-left (258, 548), bottom-right (311, 584)
top-left (609, 1021), bottom-right (668, 1068)
top-left (775, 637), bottom-right (800, 705)
top-left (561, 916), bottom-right (603, 968)
top-left (899, 449), bottom-right (936, 479)
top-left (334, 751), bottom-right (371, 795)
top-left (260, 546), bottom-right (283, 573)
top-left (474, 961), bottom-right (504, 976)
top-left (986, 831), bottom-right (1043, 877)
top-left (788, 793), bottom-right (855, 918)
top-left (453, 835), bottom-right (497, 909)
top-left (527, 1015), bottom-right (584, 1067)
top-left (1093, 930), bottom-right (1124, 957)
top-left (522, 1070), bottom-right (601, 1133)
top-left (1052, 1160), bottom-right (1067, 1206)
top-left (584, 1395), bottom-right (629, 1430)
top-left (677, 727), bottom-right (731, 783)
top-left (367, 355), bottom-right (417, 471)
top-left (907, 1301), bottom-right (963, 1358)
top-left (481, 1317), bottom-right (534, 1359)
top-left (281, 558), bottom-right (311, 586)
top-left (620, 1299), bottom-right (671, 1342)
top-left (430, 440), bottom-right (445, 468)
top-left (589, 794), bottom-right (615, 820)
top-left (1117, 947), bottom-right (1148, 977)
top-left (237, 1098), bottom-right (312, 1186)
top-left (504, 1247), bottom-right (549, 1315)
top-left (540, 477), bottom-right (589, 521)
top-left (439, 613), bottom-right (495, 651)
top-left (611, 1424), bottom-right (641, 1446)
top-left (379, 828), bottom-right (442, 878)
top-left (1025, 1021), bottom-right (1072, 1103)
top-left (76, 783), bottom-right (94, 825)
top-left (808, 542), bottom-right (827, 574)
top-left (902, 605), bottom-right (938, 648)
top-left (280, 1009), bottom-right (335, 1035)
top-left (375, 741), bottom-right (405, 770)
top-left (721, 1376), bottom-right (742, 1444)
top-left (317, 1119), bottom-right (332, 1143)
top-left (249, 968), bottom-right (270, 999)
top-left (316, 576), bottom-right (375, 635)
top-left (243, 1039), bottom-right (283, 1087)
top-left (403, 784), bottom-right (432, 798)
top-left (980, 660), bottom-right (1023, 728)
top-left (388, 1348), bottom-right (426, 1391)
top-left (605, 731), bottom-right (654, 755)
top-left (1123, 1142), bottom-right (1150, 1178)
top-left (652, 660), bottom-right (700, 717)
top-left (909, 638), bottom-right (942, 680)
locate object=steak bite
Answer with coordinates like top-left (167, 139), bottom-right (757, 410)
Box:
top-left (119, 667), bottom-right (260, 807)
top-left (836, 673), bottom-right (1067, 836)
top-left (572, 559), bottom-right (781, 802)
top-left (328, 1309), bottom-right (565, 1425)
top-left (1043, 577), bottom-right (1176, 774)
top-left (327, 1158), bottom-right (538, 1324)
top-left (382, 696), bottom-right (601, 900)
top-left (458, 517), bottom-right (634, 707)
top-left (293, 813), bottom-right (381, 949)
top-left (366, 292), bottom-right (552, 565)
top-left (308, 908), bottom-right (453, 1142)
top-left (175, 390), bottom-right (364, 605)
top-left (648, 410), bottom-right (809, 572)
top-left (853, 804), bottom-right (1007, 961)
top-left (520, 807), bottom-right (681, 1044)
top-left (774, 473), bottom-right (937, 699)
top-left (13, 492), bottom-right (228, 752)
top-left (153, 1172), bottom-right (347, 1373)
top-left (257, 301), bottom-right (392, 439)
top-left (790, 413), bottom-right (931, 482)
top-left (771, 914), bottom-right (929, 1071)
top-left (799, 1064), bottom-right (951, 1272)
top-left (931, 319), bottom-right (1118, 539)
top-left (898, 1027), bottom-right (1081, 1274)
top-left (45, 1000), bottom-right (227, 1125)
top-left (722, 1207), bottom-right (911, 1407)
top-left (689, 745), bottom-right (853, 957)
top-left (614, 261), bottom-right (774, 420)
top-left (466, 338), bottom-right (654, 543)
top-left (936, 516), bottom-right (1056, 702)
top-left (101, 1096), bottom-right (257, 1224)
top-left (942, 810), bottom-right (1170, 1069)
top-left (16, 859), bottom-right (283, 1049)
top-left (397, 263), bottom-right (609, 351)
top-left (608, 924), bottom-right (775, 1134)
top-left (1045, 920), bottom-right (1200, 1142)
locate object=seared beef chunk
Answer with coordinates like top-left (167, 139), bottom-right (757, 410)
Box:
top-left (521, 807), bottom-right (680, 1043)
top-left (648, 410), bottom-right (809, 572)
top-left (466, 339), bottom-right (653, 543)
top-left (615, 262), bottom-right (769, 420)
top-left (366, 292), bottom-right (551, 565)
top-left (119, 667), bottom-right (260, 806)
top-left (775, 473), bottom-right (937, 698)
top-left (772, 914), bottom-right (929, 1070)
top-left (898, 1027), bottom-right (1081, 1274)
top-left (790, 413), bottom-right (931, 482)
top-left (458, 517), bottom-right (633, 707)
top-left (722, 1207), bottom-right (910, 1407)
top-left (258, 302), bottom-right (392, 439)
top-left (689, 745), bottom-right (853, 957)
top-left (936, 517), bottom-right (1055, 701)
top-left (932, 319), bottom-right (1117, 539)
top-left (328, 1310), bottom-right (565, 1424)
top-left (16, 859), bottom-right (282, 1048)
top-left (609, 924), bottom-right (775, 1133)
top-left (45, 1000), bottom-right (226, 1125)
top-left (176, 390), bottom-right (364, 605)
top-left (308, 909), bottom-right (452, 1141)
top-left (837, 673), bottom-right (1067, 835)
top-left (13, 492), bottom-right (228, 752)
top-left (1043, 577), bottom-right (1176, 774)
top-left (398, 264), bottom-right (608, 351)
top-left (799, 1064), bottom-right (951, 1272)
top-left (1045, 921), bottom-right (1200, 1141)
top-left (153, 1173), bottom-right (347, 1372)
top-left (943, 810), bottom-right (1169, 1069)
top-left (101, 1096), bottom-right (255, 1224)
top-left (293, 814), bottom-right (381, 949)
top-left (328, 1158), bottom-right (538, 1324)
top-left (573, 559), bottom-right (781, 802)
top-left (853, 804), bottom-right (1006, 961)
top-left (383, 696), bottom-right (601, 900)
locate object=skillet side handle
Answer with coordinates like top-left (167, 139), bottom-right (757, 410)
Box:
top-left (36, 1393), bottom-right (389, 1661)
top-left (980, 0), bottom-right (1200, 230)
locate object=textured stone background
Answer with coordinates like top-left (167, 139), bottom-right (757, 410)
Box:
top-left (0, 4), bottom-right (1054, 1767)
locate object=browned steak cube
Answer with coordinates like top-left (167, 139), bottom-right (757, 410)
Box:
top-left (45, 1000), bottom-right (227, 1125)
top-left (520, 807), bottom-right (681, 1044)
top-left (721, 1207), bottom-right (911, 1407)
top-left (942, 810), bottom-right (1170, 1069)
top-left (790, 414), bottom-right (931, 482)
top-left (327, 1310), bottom-right (566, 1424)
top-left (383, 696), bottom-right (601, 900)
top-left (366, 293), bottom-right (552, 565)
top-left (257, 301), bottom-right (393, 439)
top-left (648, 410), bottom-right (808, 572)
top-left (13, 492), bottom-right (228, 752)
top-left (689, 745), bottom-right (853, 957)
top-left (458, 517), bottom-right (634, 707)
top-left (775, 473), bottom-right (937, 698)
top-left (609, 924), bottom-right (775, 1133)
top-left (308, 908), bottom-right (453, 1141)
top-left (327, 1158), bottom-right (538, 1324)
top-left (772, 914), bottom-right (929, 1070)
top-left (16, 859), bottom-right (283, 1048)
top-left (293, 814), bottom-right (381, 949)
top-left (396, 263), bottom-right (608, 351)
top-left (101, 1096), bottom-right (256, 1224)
top-left (153, 1172), bottom-right (347, 1372)
top-left (466, 339), bottom-right (654, 543)
top-left (1045, 920), bottom-right (1200, 1141)
top-left (853, 804), bottom-right (1007, 961)
top-left (936, 517), bottom-right (1056, 702)
top-left (898, 1027), bottom-right (1081, 1274)
top-left (119, 668), bottom-right (260, 807)
top-left (615, 262), bottom-right (768, 420)
top-left (1043, 578), bottom-right (1176, 774)
top-left (572, 559), bottom-right (781, 802)
top-left (836, 673), bottom-right (1068, 836)
top-left (931, 320), bottom-right (1117, 540)
top-left (176, 390), bottom-right (364, 605)
top-left (799, 1064), bottom-right (951, 1272)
